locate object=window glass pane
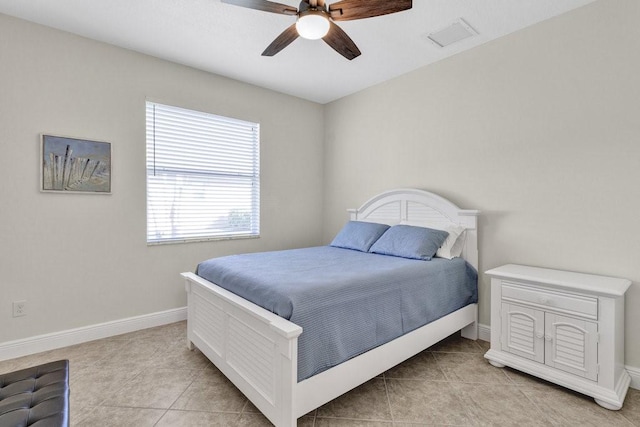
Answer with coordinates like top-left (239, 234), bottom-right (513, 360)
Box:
top-left (146, 102), bottom-right (260, 244)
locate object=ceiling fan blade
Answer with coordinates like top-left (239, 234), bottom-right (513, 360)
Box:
top-left (329, 0), bottom-right (411, 21)
top-left (262, 24), bottom-right (300, 56)
top-left (222, 0), bottom-right (297, 15)
top-left (322, 21), bottom-right (361, 60)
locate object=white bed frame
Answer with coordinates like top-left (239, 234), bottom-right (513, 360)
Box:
top-left (182, 188), bottom-right (480, 427)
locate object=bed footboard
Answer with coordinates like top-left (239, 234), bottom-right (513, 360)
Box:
top-left (183, 272), bottom-right (302, 427)
top-left (184, 272), bottom-right (478, 427)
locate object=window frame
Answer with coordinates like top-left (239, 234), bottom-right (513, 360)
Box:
top-left (145, 101), bottom-right (260, 245)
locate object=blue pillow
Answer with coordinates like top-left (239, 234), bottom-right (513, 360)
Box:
top-left (330, 221), bottom-right (390, 252)
top-left (369, 224), bottom-right (449, 260)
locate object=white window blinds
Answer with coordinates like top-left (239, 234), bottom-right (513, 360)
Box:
top-left (146, 102), bottom-right (260, 244)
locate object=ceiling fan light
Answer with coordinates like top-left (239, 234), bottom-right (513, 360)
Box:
top-left (296, 12), bottom-right (330, 40)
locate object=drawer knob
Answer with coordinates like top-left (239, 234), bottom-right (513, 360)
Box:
top-left (539, 297), bottom-right (550, 305)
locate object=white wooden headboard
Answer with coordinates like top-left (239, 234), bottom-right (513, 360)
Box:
top-left (348, 188), bottom-right (480, 269)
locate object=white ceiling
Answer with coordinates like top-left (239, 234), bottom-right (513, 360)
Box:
top-left (0, 0), bottom-right (596, 104)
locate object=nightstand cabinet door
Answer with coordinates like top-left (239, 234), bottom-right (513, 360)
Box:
top-left (501, 303), bottom-right (544, 363)
top-left (545, 313), bottom-right (598, 381)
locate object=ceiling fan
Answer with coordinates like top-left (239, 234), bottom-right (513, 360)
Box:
top-left (222, 0), bottom-right (412, 60)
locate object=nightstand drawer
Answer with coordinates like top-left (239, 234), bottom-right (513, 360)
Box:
top-left (501, 281), bottom-right (598, 320)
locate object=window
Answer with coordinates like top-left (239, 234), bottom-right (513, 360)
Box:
top-left (146, 102), bottom-right (260, 244)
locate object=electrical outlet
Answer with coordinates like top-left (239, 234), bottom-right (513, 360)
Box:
top-left (13, 300), bottom-right (27, 317)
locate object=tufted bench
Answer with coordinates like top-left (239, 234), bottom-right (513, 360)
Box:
top-left (0, 360), bottom-right (69, 427)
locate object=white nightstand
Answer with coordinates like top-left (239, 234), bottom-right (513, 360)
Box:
top-left (484, 264), bottom-right (631, 410)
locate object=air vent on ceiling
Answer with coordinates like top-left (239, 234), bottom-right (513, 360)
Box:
top-left (427, 18), bottom-right (477, 48)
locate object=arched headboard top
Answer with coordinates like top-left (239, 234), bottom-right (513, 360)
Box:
top-left (347, 188), bottom-right (480, 269)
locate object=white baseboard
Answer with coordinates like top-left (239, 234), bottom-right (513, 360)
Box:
top-left (0, 307), bottom-right (187, 362)
top-left (478, 323), bottom-right (491, 342)
top-left (478, 323), bottom-right (638, 391)
top-left (3, 312), bottom-right (638, 392)
top-left (627, 365), bottom-right (640, 391)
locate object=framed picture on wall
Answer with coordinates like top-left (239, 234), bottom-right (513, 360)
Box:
top-left (41, 134), bottom-right (111, 193)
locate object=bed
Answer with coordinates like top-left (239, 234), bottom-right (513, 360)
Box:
top-left (182, 188), bottom-right (480, 427)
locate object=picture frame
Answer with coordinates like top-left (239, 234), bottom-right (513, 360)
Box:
top-left (41, 134), bottom-right (111, 194)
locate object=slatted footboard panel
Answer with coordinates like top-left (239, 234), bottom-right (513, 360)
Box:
top-left (192, 291), bottom-right (225, 357)
top-left (184, 273), bottom-right (302, 427)
top-left (227, 315), bottom-right (277, 403)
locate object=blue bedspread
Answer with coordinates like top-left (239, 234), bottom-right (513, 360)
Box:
top-left (196, 246), bottom-right (477, 381)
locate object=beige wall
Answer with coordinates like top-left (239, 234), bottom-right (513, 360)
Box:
top-left (2, 0), bottom-right (639, 369)
top-left (0, 13), bottom-right (324, 343)
top-left (323, 0), bottom-right (640, 366)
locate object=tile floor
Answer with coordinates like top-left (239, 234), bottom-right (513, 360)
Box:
top-left (1, 321), bottom-right (639, 426)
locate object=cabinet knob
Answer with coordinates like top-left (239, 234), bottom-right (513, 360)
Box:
top-left (535, 332), bottom-right (544, 339)
top-left (539, 297), bottom-right (550, 305)
top-left (545, 335), bottom-right (552, 342)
